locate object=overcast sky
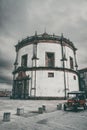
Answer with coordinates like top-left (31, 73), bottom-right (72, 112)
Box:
top-left (0, 0), bottom-right (87, 90)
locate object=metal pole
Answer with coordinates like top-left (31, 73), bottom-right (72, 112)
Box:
top-left (61, 34), bottom-right (66, 99)
top-left (74, 50), bottom-right (78, 71)
top-left (64, 67), bottom-right (66, 99)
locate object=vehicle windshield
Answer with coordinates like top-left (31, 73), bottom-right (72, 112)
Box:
top-left (68, 93), bottom-right (85, 100)
top-left (68, 94), bottom-right (77, 99)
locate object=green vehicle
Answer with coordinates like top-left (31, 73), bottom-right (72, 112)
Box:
top-left (63, 91), bottom-right (86, 111)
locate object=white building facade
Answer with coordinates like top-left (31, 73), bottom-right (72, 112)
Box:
top-left (12, 32), bottom-right (79, 99)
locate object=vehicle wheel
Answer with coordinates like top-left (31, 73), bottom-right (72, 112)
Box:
top-left (64, 104), bottom-right (67, 111)
top-left (73, 106), bottom-right (78, 112)
top-left (83, 104), bottom-right (86, 110)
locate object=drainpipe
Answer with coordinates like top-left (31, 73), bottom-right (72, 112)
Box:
top-left (60, 34), bottom-right (67, 99)
top-left (31, 31), bottom-right (39, 97)
top-left (74, 50), bottom-right (78, 71)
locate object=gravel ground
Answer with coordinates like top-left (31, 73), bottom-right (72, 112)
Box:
top-left (0, 98), bottom-right (87, 130)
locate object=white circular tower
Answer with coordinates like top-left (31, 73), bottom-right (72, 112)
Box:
top-left (12, 32), bottom-right (79, 99)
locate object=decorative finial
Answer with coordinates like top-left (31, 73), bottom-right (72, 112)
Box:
top-left (18, 40), bottom-right (20, 43)
top-left (60, 33), bottom-right (64, 44)
top-left (53, 33), bottom-right (55, 36)
top-left (35, 31), bottom-right (37, 36)
top-left (61, 33), bottom-right (63, 38)
top-left (44, 27), bottom-right (46, 33)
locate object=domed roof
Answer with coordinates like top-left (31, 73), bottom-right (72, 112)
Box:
top-left (15, 32), bottom-right (77, 51)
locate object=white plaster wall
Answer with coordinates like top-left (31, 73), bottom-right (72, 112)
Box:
top-left (37, 42), bottom-right (62, 67)
top-left (32, 70), bottom-right (79, 97)
top-left (15, 41), bottom-right (79, 97)
top-left (15, 69), bottom-right (79, 97)
top-left (64, 72), bottom-right (78, 92)
top-left (17, 42), bottom-right (76, 70)
top-left (36, 70), bottom-right (64, 97)
top-left (67, 72), bottom-right (79, 92)
top-left (65, 46), bottom-right (75, 69)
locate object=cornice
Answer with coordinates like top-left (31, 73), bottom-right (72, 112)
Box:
top-left (13, 66), bottom-right (79, 75)
top-left (15, 33), bottom-right (77, 51)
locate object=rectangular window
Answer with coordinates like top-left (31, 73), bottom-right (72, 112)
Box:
top-left (21, 54), bottom-right (27, 67)
top-left (46, 52), bottom-right (55, 67)
top-left (48, 72), bottom-right (54, 77)
top-left (73, 75), bottom-right (76, 80)
top-left (70, 56), bottom-right (74, 69)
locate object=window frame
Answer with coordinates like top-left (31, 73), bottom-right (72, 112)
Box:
top-left (45, 52), bottom-right (55, 67)
top-left (21, 54), bottom-right (28, 67)
top-left (48, 72), bottom-right (54, 78)
top-left (69, 56), bottom-right (74, 69)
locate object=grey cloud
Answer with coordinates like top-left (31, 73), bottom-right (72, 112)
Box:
top-left (0, 51), bottom-right (13, 86)
top-left (0, 0), bottom-right (32, 38)
top-left (0, 51), bottom-right (13, 69)
top-left (0, 0), bottom-right (87, 88)
top-left (0, 57), bottom-right (12, 69)
top-left (0, 75), bottom-right (12, 85)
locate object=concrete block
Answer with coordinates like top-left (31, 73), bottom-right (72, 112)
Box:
top-left (17, 108), bottom-right (24, 115)
top-left (38, 107), bottom-right (43, 114)
top-left (3, 112), bottom-right (11, 122)
top-left (42, 105), bottom-right (46, 111)
top-left (57, 104), bottom-right (62, 110)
